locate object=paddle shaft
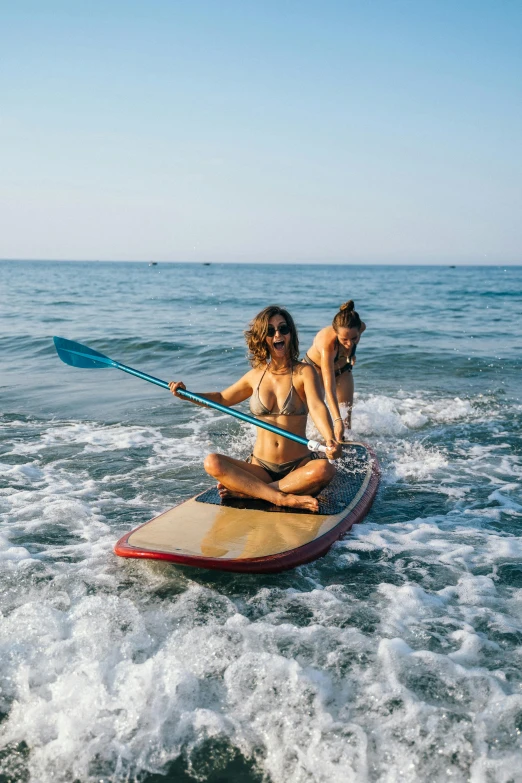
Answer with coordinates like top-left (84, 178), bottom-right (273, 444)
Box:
top-left (62, 347), bottom-right (327, 452)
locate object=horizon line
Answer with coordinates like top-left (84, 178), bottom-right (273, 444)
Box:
top-left (1, 258), bottom-right (521, 267)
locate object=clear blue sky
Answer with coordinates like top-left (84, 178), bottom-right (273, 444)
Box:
top-left (1, 0), bottom-right (521, 263)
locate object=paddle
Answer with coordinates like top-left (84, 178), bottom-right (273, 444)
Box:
top-left (53, 337), bottom-right (328, 453)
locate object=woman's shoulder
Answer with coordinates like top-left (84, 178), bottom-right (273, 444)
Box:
top-left (245, 364), bottom-right (268, 384)
top-left (315, 325), bottom-right (337, 348)
top-left (293, 361), bottom-right (316, 380)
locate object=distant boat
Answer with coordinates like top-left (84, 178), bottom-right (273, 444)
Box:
top-left (203, 262), bottom-right (211, 266)
top-left (149, 262), bottom-right (158, 266)
top-left (449, 265), bottom-right (456, 268)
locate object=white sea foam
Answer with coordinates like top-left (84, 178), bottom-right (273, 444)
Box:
top-left (390, 441), bottom-right (448, 481)
top-left (350, 392), bottom-right (480, 437)
top-left (11, 421), bottom-right (164, 455)
top-left (4, 569), bottom-right (519, 782)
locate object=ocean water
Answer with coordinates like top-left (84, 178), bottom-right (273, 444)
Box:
top-left (0, 260), bottom-right (521, 783)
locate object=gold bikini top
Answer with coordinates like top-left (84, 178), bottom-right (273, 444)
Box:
top-left (250, 366), bottom-right (308, 417)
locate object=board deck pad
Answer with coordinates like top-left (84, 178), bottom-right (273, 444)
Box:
top-left (114, 442), bottom-right (379, 573)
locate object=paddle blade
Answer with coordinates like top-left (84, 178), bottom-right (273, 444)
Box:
top-left (53, 337), bottom-right (116, 369)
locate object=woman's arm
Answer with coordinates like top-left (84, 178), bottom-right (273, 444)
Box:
top-left (302, 365), bottom-right (342, 459)
top-left (169, 371), bottom-right (254, 408)
top-left (319, 340), bottom-right (344, 440)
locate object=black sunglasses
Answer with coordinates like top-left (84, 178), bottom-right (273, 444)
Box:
top-left (267, 323), bottom-right (291, 337)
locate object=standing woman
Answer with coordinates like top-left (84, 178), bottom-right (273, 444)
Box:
top-left (304, 301), bottom-right (366, 440)
top-left (169, 305), bottom-right (342, 513)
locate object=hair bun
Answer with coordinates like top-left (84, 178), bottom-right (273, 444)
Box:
top-left (340, 300), bottom-right (354, 312)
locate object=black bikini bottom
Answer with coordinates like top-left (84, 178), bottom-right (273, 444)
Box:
top-left (303, 353), bottom-right (352, 377)
top-left (246, 451), bottom-right (325, 482)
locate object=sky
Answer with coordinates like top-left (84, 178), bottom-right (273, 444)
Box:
top-left (1, 0), bottom-right (521, 264)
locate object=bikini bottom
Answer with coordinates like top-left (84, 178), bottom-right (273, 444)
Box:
top-left (246, 451), bottom-right (325, 482)
top-left (303, 353), bottom-right (352, 377)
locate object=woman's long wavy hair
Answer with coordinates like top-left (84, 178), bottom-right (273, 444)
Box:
top-left (244, 305), bottom-right (299, 367)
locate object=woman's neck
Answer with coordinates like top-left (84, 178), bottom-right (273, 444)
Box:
top-left (268, 356), bottom-right (292, 374)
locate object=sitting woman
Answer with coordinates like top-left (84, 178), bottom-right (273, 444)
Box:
top-left (169, 305), bottom-right (342, 513)
top-left (304, 300), bottom-right (366, 440)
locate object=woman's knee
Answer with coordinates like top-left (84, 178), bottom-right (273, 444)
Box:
top-left (313, 458), bottom-right (336, 483)
top-left (204, 452), bottom-right (225, 477)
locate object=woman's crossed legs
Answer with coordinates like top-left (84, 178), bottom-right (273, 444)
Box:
top-left (203, 453), bottom-right (335, 513)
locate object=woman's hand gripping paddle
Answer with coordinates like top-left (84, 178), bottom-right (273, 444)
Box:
top-left (53, 337), bottom-right (328, 454)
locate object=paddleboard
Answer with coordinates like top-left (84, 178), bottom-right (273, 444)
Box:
top-left (114, 442), bottom-right (380, 573)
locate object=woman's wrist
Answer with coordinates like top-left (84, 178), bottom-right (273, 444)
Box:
top-left (322, 429), bottom-right (335, 442)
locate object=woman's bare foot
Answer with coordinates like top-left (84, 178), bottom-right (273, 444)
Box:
top-left (275, 492), bottom-right (319, 513)
top-left (216, 483), bottom-right (319, 512)
top-left (217, 482), bottom-right (252, 500)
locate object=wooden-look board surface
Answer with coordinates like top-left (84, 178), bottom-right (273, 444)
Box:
top-left (114, 442), bottom-right (379, 573)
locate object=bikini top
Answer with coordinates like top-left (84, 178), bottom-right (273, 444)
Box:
top-left (250, 365), bottom-right (308, 417)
